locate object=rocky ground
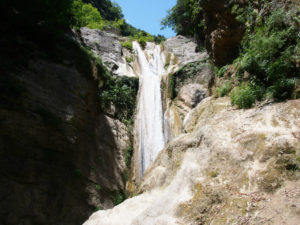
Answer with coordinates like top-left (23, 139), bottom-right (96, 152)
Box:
top-left (84, 97), bottom-right (300, 225)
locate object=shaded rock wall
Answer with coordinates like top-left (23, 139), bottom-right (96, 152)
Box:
top-left (0, 34), bottom-right (130, 225)
top-left (199, 0), bottom-right (245, 66)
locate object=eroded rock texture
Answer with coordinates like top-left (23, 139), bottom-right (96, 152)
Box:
top-left (84, 98), bottom-right (300, 225)
top-left (164, 35), bottom-right (208, 66)
top-left (0, 35), bottom-right (129, 225)
top-left (79, 27), bottom-right (136, 77)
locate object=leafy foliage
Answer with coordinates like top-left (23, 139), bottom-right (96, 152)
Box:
top-left (121, 41), bottom-right (133, 51)
top-left (214, 65), bottom-right (229, 77)
top-left (169, 60), bottom-right (209, 99)
top-left (83, 0), bottom-right (123, 21)
top-left (71, 0), bottom-right (104, 29)
top-left (100, 74), bottom-right (139, 125)
top-left (71, 0), bottom-right (126, 31)
top-left (233, 9), bottom-right (299, 103)
top-left (161, 0), bottom-right (205, 41)
top-left (111, 190), bottom-right (125, 205)
top-left (125, 56), bottom-right (134, 64)
top-left (230, 83), bottom-right (257, 109)
top-left (217, 81), bottom-right (232, 97)
top-left (125, 143), bottom-right (133, 168)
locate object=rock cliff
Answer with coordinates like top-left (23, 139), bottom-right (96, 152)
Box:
top-left (1, 3), bottom-right (299, 224)
top-left (84, 97), bottom-right (300, 225)
top-left (83, 31), bottom-right (300, 225)
top-left (199, 0), bottom-right (245, 66)
top-left (0, 30), bottom-right (133, 225)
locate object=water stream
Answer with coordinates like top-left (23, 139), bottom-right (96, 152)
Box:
top-left (133, 41), bottom-right (166, 177)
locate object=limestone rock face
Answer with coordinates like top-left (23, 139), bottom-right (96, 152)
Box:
top-left (164, 35), bottom-right (208, 66)
top-left (178, 84), bottom-right (207, 108)
top-left (0, 51), bottom-right (130, 224)
top-left (83, 98), bottom-right (300, 225)
top-left (79, 27), bottom-right (136, 77)
top-left (162, 55), bottom-right (214, 141)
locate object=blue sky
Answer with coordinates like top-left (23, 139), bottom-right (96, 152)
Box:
top-left (113, 0), bottom-right (177, 38)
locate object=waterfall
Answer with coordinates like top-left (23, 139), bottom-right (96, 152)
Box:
top-left (133, 41), bottom-right (166, 177)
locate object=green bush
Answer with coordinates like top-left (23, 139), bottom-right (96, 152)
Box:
top-left (121, 41), bottom-right (133, 51)
top-left (71, 0), bottom-right (104, 30)
top-left (217, 81), bottom-right (232, 97)
top-left (112, 191), bottom-right (125, 205)
top-left (268, 78), bottom-right (297, 100)
top-left (125, 56), bottom-right (134, 64)
top-left (135, 32), bottom-right (154, 49)
top-left (230, 83), bottom-right (256, 109)
top-left (215, 65), bottom-right (229, 77)
top-left (234, 9), bottom-right (299, 101)
top-left (100, 75), bottom-right (139, 125)
top-left (125, 144), bottom-right (133, 168)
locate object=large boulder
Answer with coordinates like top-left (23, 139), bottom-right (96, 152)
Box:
top-left (178, 84), bottom-right (207, 108)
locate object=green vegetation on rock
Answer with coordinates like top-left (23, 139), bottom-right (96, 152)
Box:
top-left (220, 5), bottom-right (299, 108)
top-left (230, 83), bottom-right (257, 108)
top-left (100, 72), bottom-right (139, 125)
top-left (168, 59), bottom-right (209, 99)
top-left (163, 0), bottom-right (299, 108)
top-left (217, 81), bottom-right (232, 97)
top-left (233, 8), bottom-right (299, 102)
top-left (111, 190), bottom-right (126, 205)
top-left (121, 41), bottom-right (133, 51)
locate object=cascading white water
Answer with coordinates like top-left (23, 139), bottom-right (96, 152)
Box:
top-left (133, 41), bottom-right (166, 177)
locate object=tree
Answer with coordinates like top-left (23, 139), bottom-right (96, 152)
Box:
top-left (161, 0), bottom-right (205, 41)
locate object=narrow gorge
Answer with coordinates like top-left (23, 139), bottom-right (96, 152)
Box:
top-left (1, 0), bottom-right (299, 225)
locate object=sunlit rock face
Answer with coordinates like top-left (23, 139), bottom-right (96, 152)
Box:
top-left (162, 53), bottom-right (214, 142)
top-left (164, 35), bottom-right (208, 66)
top-left (79, 27), bottom-right (136, 77)
top-left (83, 98), bottom-right (300, 225)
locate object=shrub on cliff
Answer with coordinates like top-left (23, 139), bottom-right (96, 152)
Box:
top-left (233, 8), bottom-right (299, 103)
top-left (100, 73), bottom-right (139, 125)
top-left (230, 83), bottom-right (257, 108)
